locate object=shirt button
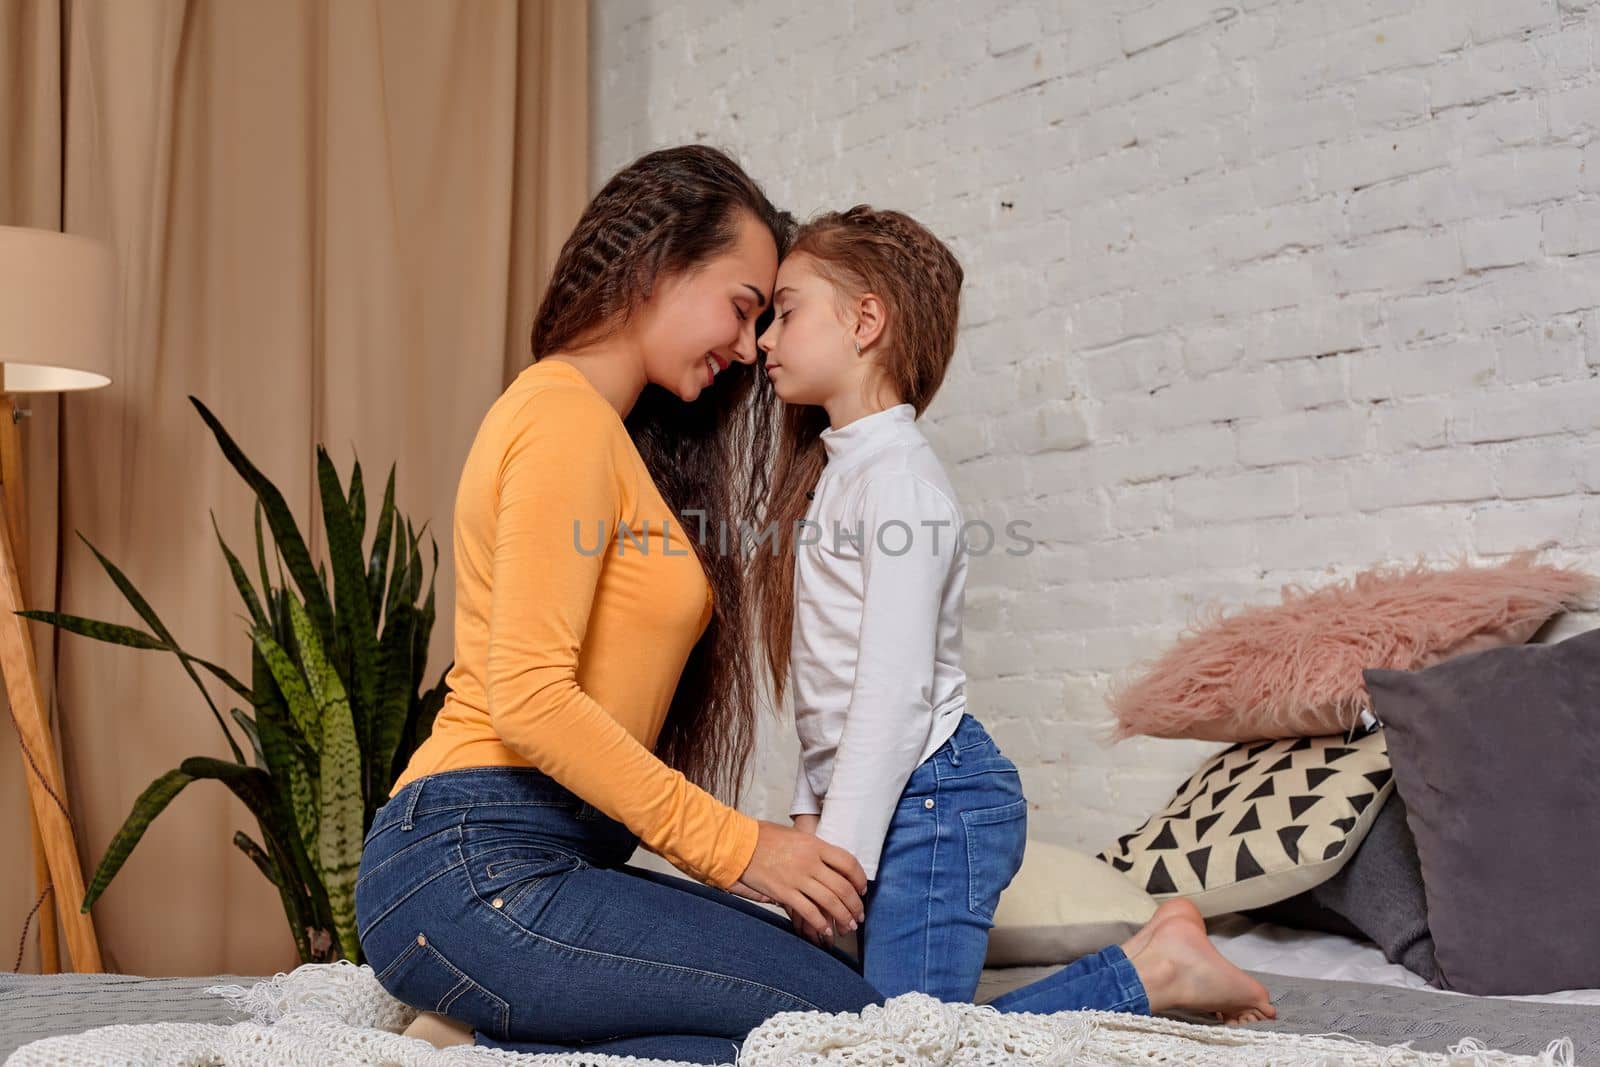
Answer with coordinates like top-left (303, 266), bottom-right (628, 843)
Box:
top-left (924, 798), bottom-right (935, 809)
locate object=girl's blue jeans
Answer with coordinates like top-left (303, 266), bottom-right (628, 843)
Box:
top-left (862, 712), bottom-right (1150, 1016)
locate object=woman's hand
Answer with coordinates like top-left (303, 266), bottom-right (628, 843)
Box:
top-left (739, 820), bottom-right (866, 946)
top-left (791, 814), bottom-right (820, 835)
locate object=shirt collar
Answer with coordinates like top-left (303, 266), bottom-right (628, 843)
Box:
top-left (819, 403), bottom-right (918, 464)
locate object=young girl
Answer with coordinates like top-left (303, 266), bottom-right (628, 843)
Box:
top-left (753, 205), bottom-right (1276, 1025)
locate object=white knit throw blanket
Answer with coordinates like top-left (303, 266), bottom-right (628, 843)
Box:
top-left (6, 960), bottom-right (1577, 1066)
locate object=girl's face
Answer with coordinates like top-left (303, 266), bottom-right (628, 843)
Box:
top-left (637, 211), bottom-right (778, 403)
top-left (756, 253), bottom-right (863, 408)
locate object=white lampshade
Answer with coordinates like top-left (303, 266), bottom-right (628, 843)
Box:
top-left (0, 226), bottom-right (115, 393)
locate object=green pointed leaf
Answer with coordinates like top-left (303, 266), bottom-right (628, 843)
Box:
top-left (74, 533), bottom-right (244, 764)
top-left (16, 611), bottom-right (166, 650)
top-left (347, 456), bottom-right (366, 541)
top-left (252, 647), bottom-right (317, 845)
top-left (21, 609), bottom-right (253, 702)
top-left (233, 830), bottom-right (310, 962)
top-left (230, 707), bottom-right (264, 768)
top-left (177, 757), bottom-right (277, 822)
top-left (410, 537), bottom-right (440, 694)
top-left (190, 395), bottom-right (335, 651)
top-left (254, 500), bottom-right (272, 611)
top-left (288, 597), bottom-right (362, 961)
top-left (82, 769), bottom-right (194, 911)
top-left (232, 830), bottom-right (280, 887)
top-left (367, 466), bottom-right (396, 626)
top-left (317, 447), bottom-right (378, 761)
top-left (212, 511), bottom-right (265, 627)
top-left (176, 757), bottom-right (327, 954)
top-left (250, 647), bottom-right (327, 941)
top-left (385, 520), bottom-right (421, 624)
top-left (370, 603), bottom-right (416, 809)
top-left (183, 655), bottom-right (253, 702)
top-left (413, 670), bottom-right (449, 751)
top-left (254, 693), bottom-right (317, 853)
top-left (251, 624), bottom-right (320, 749)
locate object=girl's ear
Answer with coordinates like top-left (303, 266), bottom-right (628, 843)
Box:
top-left (853, 293), bottom-right (887, 353)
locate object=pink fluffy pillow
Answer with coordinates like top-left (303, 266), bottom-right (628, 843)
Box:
top-left (1109, 551), bottom-right (1595, 743)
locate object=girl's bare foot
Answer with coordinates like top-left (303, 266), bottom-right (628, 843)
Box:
top-left (1125, 916), bottom-right (1277, 1024)
top-left (1120, 897), bottom-right (1206, 960)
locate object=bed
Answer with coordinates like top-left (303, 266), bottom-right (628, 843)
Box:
top-left (975, 913), bottom-right (1600, 1059)
top-left (5, 914), bottom-right (1596, 1063)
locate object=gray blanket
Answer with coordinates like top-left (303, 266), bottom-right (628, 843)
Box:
top-left (978, 966), bottom-right (1599, 1060)
top-left (3, 968), bottom-right (1596, 1062)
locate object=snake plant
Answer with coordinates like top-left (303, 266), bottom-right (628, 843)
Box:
top-left (22, 396), bottom-right (450, 964)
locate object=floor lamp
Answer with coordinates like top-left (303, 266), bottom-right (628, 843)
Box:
top-left (0, 225), bottom-right (115, 973)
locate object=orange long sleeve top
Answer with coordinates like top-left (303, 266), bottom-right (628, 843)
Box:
top-left (392, 357), bottom-right (760, 890)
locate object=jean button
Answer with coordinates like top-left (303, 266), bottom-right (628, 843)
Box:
top-left (923, 798), bottom-right (935, 810)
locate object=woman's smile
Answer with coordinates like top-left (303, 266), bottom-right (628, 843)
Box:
top-left (704, 351), bottom-right (729, 385)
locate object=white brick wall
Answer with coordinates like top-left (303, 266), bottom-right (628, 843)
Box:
top-left (592, 0), bottom-right (1600, 856)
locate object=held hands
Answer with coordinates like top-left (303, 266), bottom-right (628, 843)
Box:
top-left (738, 819), bottom-right (865, 950)
top-left (784, 815), bottom-right (835, 945)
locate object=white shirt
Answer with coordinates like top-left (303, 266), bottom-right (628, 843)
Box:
top-left (787, 403), bottom-right (970, 880)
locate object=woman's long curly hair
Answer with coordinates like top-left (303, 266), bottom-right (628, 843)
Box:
top-left (530, 145), bottom-right (791, 807)
top-left (752, 206), bottom-right (964, 708)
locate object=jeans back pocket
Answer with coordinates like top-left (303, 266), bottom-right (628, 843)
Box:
top-left (460, 827), bottom-right (590, 918)
top-left (961, 798), bottom-right (1028, 921)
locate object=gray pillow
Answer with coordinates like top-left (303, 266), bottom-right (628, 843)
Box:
top-left (1363, 626), bottom-right (1600, 996)
top-left (1244, 789), bottom-right (1438, 984)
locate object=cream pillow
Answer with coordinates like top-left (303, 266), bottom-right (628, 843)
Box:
top-left (626, 837), bottom-right (1155, 967)
top-left (984, 838), bottom-right (1158, 966)
top-left (1098, 729), bottom-right (1395, 917)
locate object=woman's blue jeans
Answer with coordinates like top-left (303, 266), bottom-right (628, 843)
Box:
top-left (862, 713), bottom-right (1150, 1016)
top-left (354, 766), bottom-right (881, 1063)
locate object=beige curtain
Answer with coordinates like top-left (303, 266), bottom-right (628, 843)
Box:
top-left (0, 0), bottom-right (588, 976)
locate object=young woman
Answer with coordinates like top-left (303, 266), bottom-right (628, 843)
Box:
top-left (354, 146), bottom-right (886, 1064)
top-left (752, 205), bottom-right (1277, 1026)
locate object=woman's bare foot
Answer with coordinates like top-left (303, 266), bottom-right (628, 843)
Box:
top-left (1120, 897), bottom-right (1206, 960)
top-left (402, 1011), bottom-right (475, 1048)
top-left (1125, 916), bottom-right (1276, 1025)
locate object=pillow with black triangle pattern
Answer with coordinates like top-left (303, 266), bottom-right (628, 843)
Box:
top-left (1097, 727), bottom-right (1394, 917)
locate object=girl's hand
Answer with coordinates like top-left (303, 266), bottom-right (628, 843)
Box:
top-left (727, 880), bottom-right (775, 904)
top-left (785, 903), bottom-right (834, 947)
top-left (739, 820), bottom-right (866, 944)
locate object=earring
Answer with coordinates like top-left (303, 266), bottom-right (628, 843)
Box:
top-left (854, 341), bottom-right (862, 356)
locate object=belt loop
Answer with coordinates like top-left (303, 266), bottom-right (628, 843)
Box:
top-left (947, 725), bottom-right (963, 767)
top-left (402, 777), bottom-right (425, 831)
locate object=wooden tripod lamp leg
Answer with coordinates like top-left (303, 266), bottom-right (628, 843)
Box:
top-left (0, 397), bottom-right (61, 973)
top-left (0, 487), bottom-right (101, 972)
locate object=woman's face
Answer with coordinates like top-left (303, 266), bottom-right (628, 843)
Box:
top-left (637, 211), bottom-right (778, 403)
top-left (756, 253), bottom-right (860, 407)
